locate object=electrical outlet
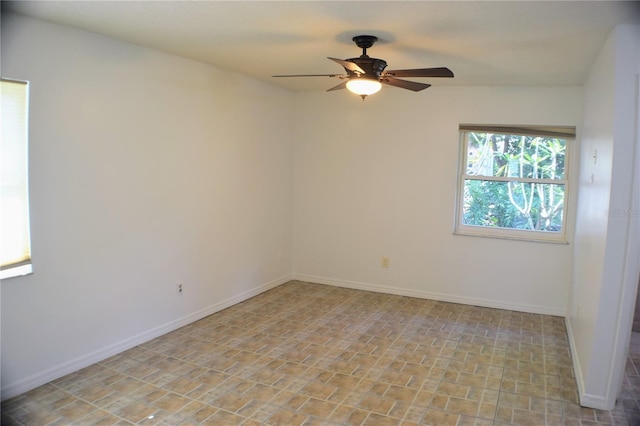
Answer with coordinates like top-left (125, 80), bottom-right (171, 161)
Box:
top-left (381, 257), bottom-right (390, 268)
top-left (177, 283), bottom-right (183, 295)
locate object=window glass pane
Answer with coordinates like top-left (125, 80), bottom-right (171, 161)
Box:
top-left (462, 179), bottom-right (564, 232)
top-left (1, 79), bottom-right (31, 270)
top-left (466, 132), bottom-right (566, 179)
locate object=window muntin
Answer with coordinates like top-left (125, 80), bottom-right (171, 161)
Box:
top-left (455, 125), bottom-right (574, 243)
top-left (1, 79), bottom-right (32, 278)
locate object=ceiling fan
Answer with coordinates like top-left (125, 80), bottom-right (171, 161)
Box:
top-left (273, 35), bottom-right (454, 100)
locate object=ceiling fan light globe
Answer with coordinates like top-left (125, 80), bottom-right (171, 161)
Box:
top-left (346, 78), bottom-right (382, 96)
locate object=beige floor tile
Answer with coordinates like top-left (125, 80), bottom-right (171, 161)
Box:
top-left (152, 392), bottom-right (192, 413)
top-left (113, 400), bottom-right (157, 423)
top-left (298, 397), bottom-right (339, 417)
top-left (176, 400), bottom-right (219, 423)
top-left (421, 407), bottom-right (463, 425)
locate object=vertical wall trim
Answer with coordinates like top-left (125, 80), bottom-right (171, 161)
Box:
top-left (606, 68), bottom-right (640, 408)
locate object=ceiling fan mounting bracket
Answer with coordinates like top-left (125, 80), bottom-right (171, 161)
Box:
top-left (352, 35), bottom-right (377, 49)
top-left (352, 35), bottom-right (378, 56)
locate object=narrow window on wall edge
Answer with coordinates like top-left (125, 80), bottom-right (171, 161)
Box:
top-left (1, 78), bottom-right (32, 279)
top-left (454, 124), bottom-right (575, 244)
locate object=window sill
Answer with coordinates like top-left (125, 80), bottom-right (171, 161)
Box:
top-left (1, 263), bottom-right (33, 280)
top-left (454, 228), bottom-right (569, 244)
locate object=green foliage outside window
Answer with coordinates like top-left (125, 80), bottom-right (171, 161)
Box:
top-left (462, 132), bottom-right (567, 232)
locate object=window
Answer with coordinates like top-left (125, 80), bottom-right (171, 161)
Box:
top-left (454, 125), bottom-right (575, 243)
top-left (1, 79), bottom-right (32, 279)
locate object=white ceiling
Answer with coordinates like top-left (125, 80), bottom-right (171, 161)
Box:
top-left (3, 1), bottom-right (639, 91)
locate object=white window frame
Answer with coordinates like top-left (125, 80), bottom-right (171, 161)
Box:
top-left (1, 78), bottom-right (32, 279)
top-left (454, 124), bottom-right (575, 244)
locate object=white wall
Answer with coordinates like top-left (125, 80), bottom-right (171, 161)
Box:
top-left (292, 86), bottom-right (582, 315)
top-left (567, 24), bottom-right (640, 409)
top-left (0, 14), bottom-right (294, 399)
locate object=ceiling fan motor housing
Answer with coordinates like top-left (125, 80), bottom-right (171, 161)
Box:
top-left (346, 57), bottom-right (387, 78)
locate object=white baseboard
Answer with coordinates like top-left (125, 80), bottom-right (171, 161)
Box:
top-left (292, 274), bottom-right (566, 316)
top-left (1, 274), bottom-right (292, 401)
top-left (579, 394), bottom-right (610, 410)
top-left (565, 317), bottom-right (587, 404)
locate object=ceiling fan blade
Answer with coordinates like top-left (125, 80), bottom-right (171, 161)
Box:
top-left (326, 81), bottom-right (348, 92)
top-left (327, 57), bottom-right (365, 75)
top-left (384, 67), bottom-right (454, 78)
top-left (272, 74), bottom-right (343, 78)
top-left (382, 77), bottom-right (431, 92)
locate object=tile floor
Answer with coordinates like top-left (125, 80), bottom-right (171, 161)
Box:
top-left (2, 281), bottom-right (639, 425)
